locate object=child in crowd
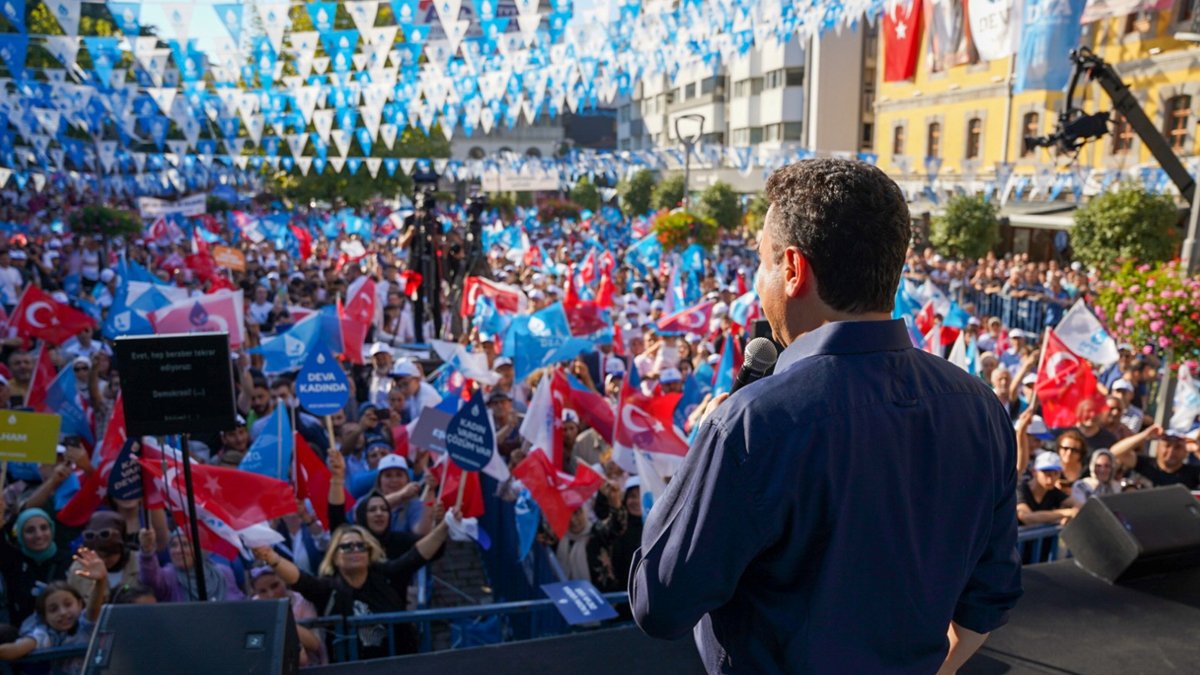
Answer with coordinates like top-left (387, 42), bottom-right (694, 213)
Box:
top-left (0, 548), bottom-right (108, 674)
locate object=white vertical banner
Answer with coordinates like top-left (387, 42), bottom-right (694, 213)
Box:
top-left (968, 0), bottom-right (1021, 61)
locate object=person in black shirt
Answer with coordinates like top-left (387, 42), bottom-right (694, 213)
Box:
top-left (255, 506), bottom-right (451, 660)
top-left (1016, 453), bottom-right (1077, 526)
top-left (1112, 425), bottom-right (1200, 489)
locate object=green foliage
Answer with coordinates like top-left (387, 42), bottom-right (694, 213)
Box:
top-left (697, 182), bottom-right (742, 231)
top-left (66, 206), bottom-right (141, 239)
top-left (618, 169), bottom-right (656, 216)
top-left (1071, 182), bottom-right (1180, 268)
top-left (929, 193), bottom-right (1000, 259)
top-left (651, 174), bottom-right (687, 211)
top-left (515, 191), bottom-right (534, 208)
top-left (570, 177), bottom-right (600, 212)
top-left (206, 195), bottom-right (233, 214)
top-left (743, 193), bottom-right (770, 234)
top-left (652, 211), bottom-right (718, 251)
top-left (1093, 261), bottom-right (1200, 363)
top-left (537, 199), bottom-right (582, 224)
top-left (489, 193), bottom-right (517, 220)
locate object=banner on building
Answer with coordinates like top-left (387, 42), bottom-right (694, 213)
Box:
top-left (969, 0), bottom-right (1020, 61)
top-left (1014, 0), bottom-right (1087, 93)
top-left (137, 193), bottom-right (208, 219)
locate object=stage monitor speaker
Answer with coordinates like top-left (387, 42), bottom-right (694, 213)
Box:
top-left (1061, 484), bottom-right (1200, 583)
top-left (83, 599), bottom-right (298, 675)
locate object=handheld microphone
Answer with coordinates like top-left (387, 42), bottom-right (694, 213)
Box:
top-left (731, 337), bottom-right (779, 394)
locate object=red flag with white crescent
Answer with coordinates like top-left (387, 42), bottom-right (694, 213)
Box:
top-left (1035, 330), bottom-right (1107, 429)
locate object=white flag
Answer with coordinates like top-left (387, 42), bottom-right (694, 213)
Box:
top-left (968, 0), bottom-right (1020, 61)
top-left (1054, 299), bottom-right (1119, 366)
top-left (1170, 364), bottom-right (1200, 435)
top-left (948, 331), bottom-right (970, 372)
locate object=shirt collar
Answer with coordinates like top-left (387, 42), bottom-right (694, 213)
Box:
top-left (775, 319), bottom-right (913, 373)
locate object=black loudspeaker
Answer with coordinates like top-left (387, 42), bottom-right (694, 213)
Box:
top-left (83, 599), bottom-right (298, 674)
top-left (1061, 485), bottom-right (1200, 583)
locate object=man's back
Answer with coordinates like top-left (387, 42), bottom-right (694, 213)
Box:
top-left (631, 320), bottom-right (1022, 674)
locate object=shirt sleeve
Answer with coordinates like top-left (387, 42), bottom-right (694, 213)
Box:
top-left (953, 409), bottom-right (1023, 634)
top-left (628, 411), bottom-right (769, 640)
top-left (291, 571), bottom-right (334, 612)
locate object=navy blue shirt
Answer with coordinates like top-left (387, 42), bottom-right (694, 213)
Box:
top-left (630, 319), bottom-right (1022, 673)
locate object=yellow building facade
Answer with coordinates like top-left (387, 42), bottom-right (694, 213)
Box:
top-left (874, 7), bottom-right (1200, 194)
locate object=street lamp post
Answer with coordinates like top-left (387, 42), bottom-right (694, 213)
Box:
top-left (675, 113), bottom-right (705, 211)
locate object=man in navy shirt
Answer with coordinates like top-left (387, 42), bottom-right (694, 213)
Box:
top-left (630, 159), bottom-right (1022, 673)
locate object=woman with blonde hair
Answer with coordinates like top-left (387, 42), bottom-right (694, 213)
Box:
top-left (254, 504), bottom-right (451, 660)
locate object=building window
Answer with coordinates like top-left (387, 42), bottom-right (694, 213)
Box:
top-left (926, 122), bottom-right (941, 159)
top-left (732, 78), bottom-right (763, 98)
top-left (731, 127), bottom-right (764, 145)
top-left (763, 68), bottom-right (804, 90)
top-left (966, 118), bottom-right (982, 159)
top-left (684, 83), bottom-right (695, 100)
top-left (784, 122), bottom-right (803, 141)
top-left (1111, 112), bottom-right (1134, 154)
top-left (862, 122), bottom-right (874, 147)
top-left (764, 124), bottom-right (780, 142)
top-left (1180, 0), bottom-right (1194, 22)
top-left (1164, 95), bottom-right (1191, 151)
top-left (1020, 112), bottom-right (1039, 158)
top-left (892, 125), bottom-right (905, 156)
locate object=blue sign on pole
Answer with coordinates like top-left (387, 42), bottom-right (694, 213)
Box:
top-left (540, 581), bottom-right (619, 625)
top-left (107, 440), bottom-right (143, 501)
top-left (444, 395), bottom-right (495, 473)
top-left (295, 343), bottom-right (351, 417)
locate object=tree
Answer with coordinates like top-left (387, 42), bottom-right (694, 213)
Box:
top-left (929, 193), bottom-right (1000, 259)
top-left (652, 211), bottom-right (718, 251)
top-left (1071, 182), bottom-right (1180, 268)
top-left (743, 193), bottom-right (770, 234)
top-left (651, 175), bottom-right (686, 211)
top-left (698, 182), bottom-right (742, 231)
top-left (618, 169), bottom-right (655, 216)
top-left (570, 177), bottom-right (600, 212)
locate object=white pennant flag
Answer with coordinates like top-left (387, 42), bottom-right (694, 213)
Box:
top-left (345, 0), bottom-right (380, 35)
top-left (1171, 364), bottom-right (1200, 436)
top-left (162, 3), bottom-right (194, 44)
top-left (1054, 299), bottom-right (1120, 367)
top-left (49, 0), bottom-right (82, 36)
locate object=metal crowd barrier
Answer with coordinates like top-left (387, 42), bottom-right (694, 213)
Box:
top-left (1017, 524), bottom-right (1063, 564)
top-left (963, 288), bottom-right (1057, 335)
top-left (4, 592), bottom-right (631, 672)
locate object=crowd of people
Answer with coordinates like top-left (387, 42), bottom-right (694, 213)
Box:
top-left (0, 179), bottom-right (1197, 670)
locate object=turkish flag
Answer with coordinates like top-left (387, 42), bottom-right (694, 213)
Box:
top-left (512, 450), bottom-right (604, 538)
top-left (9, 286), bottom-right (98, 345)
top-left (58, 395), bottom-right (127, 527)
top-left (884, 0), bottom-right (923, 82)
top-left (23, 343), bottom-right (57, 411)
top-left (461, 276), bottom-right (527, 317)
top-left (141, 444), bottom-right (298, 529)
top-left (344, 277), bottom-right (376, 326)
top-left (560, 370), bottom-right (615, 445)
top-left (295, 434), bottom-right (355, 530)
top-left (614, 377), bottom-right (688, 457)
top-left (290, 225), bottom-right (313, 261)
top-left (915, 300), bottom-right (937, 336)
top-left (596, 270), bottom-right (616, 309)
top-left (656, 300), bottom-right (716, 334)
top-left (1035, 330), bottom-right (1107, 429)
top-left (435, 456), bottom-right (484, 519)
top-left (579, 252), bottom-right (597, 286)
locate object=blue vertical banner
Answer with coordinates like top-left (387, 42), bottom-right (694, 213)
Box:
top-left (1013, 0), bottom-right (1086, 93)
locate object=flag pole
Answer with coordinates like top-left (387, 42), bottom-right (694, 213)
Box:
top-left (436, 457), bottom-right (450, 503)
top-left (178, 432), bottom-right (208, 601)
top-left (454, 470), bottom-right (468, 513)
top-left (276, 402), bottom-right (284, 484)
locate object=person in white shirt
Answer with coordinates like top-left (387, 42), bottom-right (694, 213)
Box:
top-left (366, 342), bottom-right (394, 408)
top-left (0, 249), bottom-right (22, 307)
top-left (390, 359), bottom-right (442, 427)
top-left (248, 285), bottom-right (273, 326)
top-left (61, 326), bottom-right (112, 362)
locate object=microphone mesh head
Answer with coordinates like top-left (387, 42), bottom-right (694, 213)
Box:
top-left (742, 337), bottom-right (779, 371)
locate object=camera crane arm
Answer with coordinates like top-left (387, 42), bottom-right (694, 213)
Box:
top-left (1025, 47), bottom-right (1195, 203)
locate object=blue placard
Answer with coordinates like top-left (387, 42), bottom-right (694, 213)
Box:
top-left (295, 343), bottom-right (351, 417)
top-left (444, 395), bottom-right (495, 473)
top-left (107, 440), bottom-right (143, 501)
top-left (540, 580), bottom-right (619, 625)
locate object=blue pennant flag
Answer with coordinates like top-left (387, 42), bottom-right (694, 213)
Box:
top-left (674, 374), bottom-right (703, 431)
top-left (252, 314), bottom-right (323, 374)
top-left (711, 333), bottom-right (737, 396)
top-left (502, 302), bottom-right (571, 381)
top-left (45, 366), bottom-right (95, 445)
top-left (514, 488), bottom-right (540, 562)
top-left (943, 301), bottom-right (973, 330)
top-left (240, 405), bottom-right (294, 481)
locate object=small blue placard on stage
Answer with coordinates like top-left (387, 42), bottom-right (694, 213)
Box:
top-left (444, 395), bottom-right (495, 473)
top-left (295, 343), bottom-right (351, 417)
top-left (107, 440), bottom-right (143, 501)
top-left (540, 581), bottom-right (619, 625)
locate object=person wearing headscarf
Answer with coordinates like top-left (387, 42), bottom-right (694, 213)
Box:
top-left (1, 507), bottom-right (73, 624)
top-left (137, 528), bottom-right (245, 603)
top-left (1071, 449), bottom-right (1122, 504)
top-left (327, 448), bottom-right (420, 560)
top-left (587, 476), bottom-right (644, 594)
top-left (67, 511), bottom-right (139, 600)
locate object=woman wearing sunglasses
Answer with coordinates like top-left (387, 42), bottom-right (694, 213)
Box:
top-left (253, 501), bottom-right (452, 660)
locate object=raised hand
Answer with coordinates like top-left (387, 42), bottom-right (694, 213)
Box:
top-left (73, 547), bottom-right (108, 580)
top-left (327, 447), bottom-right (346, 481)
top-left (138, 527), bottom-right (156, 553)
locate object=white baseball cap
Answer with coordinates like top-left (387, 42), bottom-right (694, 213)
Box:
top-left (493, 356), bottom-right (513, 369)
top-left (377, 454), bottom-right (409, 473)
top-left (389, 359), bottom-right (421, 378)
top-left (659, 368), bottom-right (683, 384)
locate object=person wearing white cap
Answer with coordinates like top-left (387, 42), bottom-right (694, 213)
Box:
top-left (1111, 424), bottom-right (1200, 489)
top-left (998, 329), bottom-right (1027, 371)
top-left (0, 249), bottom-right (23, 306)
top-left (367, 343), bottom-right (395, 409)
top-left (1016, 452), bottom-right (1077, 527)
top-left (658, 367), bottom-right (683, 394)
top-left (390, 359), bottom-right (442, 425)
top-left (1110, 379), bottom-right (1146, 433)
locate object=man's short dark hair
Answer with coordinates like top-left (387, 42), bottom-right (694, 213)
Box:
top-left (764, 159), bottom-right (910, 314)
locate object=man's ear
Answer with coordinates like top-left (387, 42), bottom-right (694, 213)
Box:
top-left (783, 248), bottom-right (808, 299)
